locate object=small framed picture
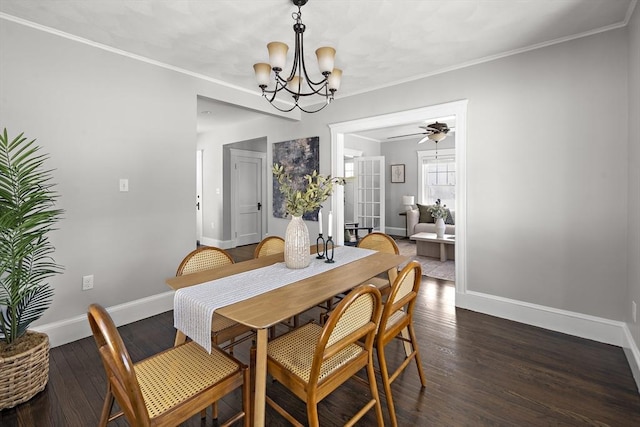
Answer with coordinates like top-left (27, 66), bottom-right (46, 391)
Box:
top-left (391, 164), bottom-right (405, 183)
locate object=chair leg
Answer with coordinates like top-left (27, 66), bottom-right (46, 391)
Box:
top-left (408, 323), bottom-right (427, 387)
top-left (377, 343), bottom-right (398, 427)
top-left (367, 352), bottom-right (385, 427)
top-left (99, 385), bottom-right (115, 427)
top-left (307, 400), bottom-right (320, 427)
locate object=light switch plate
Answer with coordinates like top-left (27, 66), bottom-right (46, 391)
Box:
top-left (119, 178), bottom-right (129, 192)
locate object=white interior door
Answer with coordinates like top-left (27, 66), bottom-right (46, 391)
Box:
top-left (230, 150), bottom-right (265, 246)
top-left (196, 150), bottom-right (203, 245)
top-left (354, 156), bottom-right (385, 232)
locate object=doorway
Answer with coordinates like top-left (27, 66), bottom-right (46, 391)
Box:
top-left (230, 148), bottom-right (266, 246)
top-left (329, 100), bottom-right (468, 296)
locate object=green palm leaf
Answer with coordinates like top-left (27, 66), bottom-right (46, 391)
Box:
top-left (0, 129), bottom-right (63, 344)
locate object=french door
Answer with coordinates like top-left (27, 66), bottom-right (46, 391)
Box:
top-left (354, 156), bottom-right (385, 232)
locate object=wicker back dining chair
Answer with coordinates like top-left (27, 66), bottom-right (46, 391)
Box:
top-left (174, 246), bottom-right (253, 352)
top-left (265, 284), bottom-right (384, 427)
top-left (375, 260), bottom-right (427, 427)
top-left (253, 235), bottom-right (285, 258)
top-left (357, 232), bottom-right (400, 287)
top-left (88, 303), bottom-right (250, 427)
top-left (176, 246), bottom-right (234, 276)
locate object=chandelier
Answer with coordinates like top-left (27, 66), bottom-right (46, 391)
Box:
top-left (253, 0), bottom-right (342, 113)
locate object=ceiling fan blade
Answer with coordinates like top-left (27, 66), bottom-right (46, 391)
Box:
top-left (387, 132), bottom-right (427, 139)
top-left (417, 135), bottom-right (430, 144)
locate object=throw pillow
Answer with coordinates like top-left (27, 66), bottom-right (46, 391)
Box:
top-left (417, 203), bottom-right (434, 223)
top-left (445, 208), bottom-right (455, 225)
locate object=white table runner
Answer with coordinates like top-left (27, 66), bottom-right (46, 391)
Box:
top-left (174, 245), bottom-right (376, 352)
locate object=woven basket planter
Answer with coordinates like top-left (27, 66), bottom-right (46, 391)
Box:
top-left (0, 331), bottom-right (49, 410)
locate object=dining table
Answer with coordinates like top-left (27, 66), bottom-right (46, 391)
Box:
top-left (166, 245), bottom-right (408, 427)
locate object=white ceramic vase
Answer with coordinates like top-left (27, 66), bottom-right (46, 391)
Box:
top-left (284, 215), bottom-right (311, 269)
top-left (435, 217), bottom-right (446, 239)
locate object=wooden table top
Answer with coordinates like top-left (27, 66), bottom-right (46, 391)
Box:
top-left (166, 249), bottom-right (408, 329)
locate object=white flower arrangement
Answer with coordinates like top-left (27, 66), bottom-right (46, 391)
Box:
top-left (428, 199), bottom-right (448, 220)
top-left (272, 163), bottom-right (345, 217)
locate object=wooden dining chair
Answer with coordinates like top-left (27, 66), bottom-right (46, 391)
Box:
top-left (88, 303), bottom-right (250, 427)
top-left (375, 260), bottom-right (427, 427)
top-left (357, 231), bottom-right (400, 289)
top-left (318, 232), bottom-right (400, 324)
top-left (174, 246), bottom-right (254, 352)
top-left (176, 245), bottom-right (234, 276)
top-left (265, 284), bottom-right (384, 427)
top-left (253, 235), bottom-right (285, 258)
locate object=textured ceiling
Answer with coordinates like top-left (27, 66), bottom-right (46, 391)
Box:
top-left (1, 0), bottom-right (636, 137)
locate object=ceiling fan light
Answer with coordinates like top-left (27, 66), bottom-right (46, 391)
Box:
top-left (253, 63), bottom-right (271, 87)
top-left (316, 47), bottom-right (336, 74)
top-left (267, 41), bottom-right (288, 72)
top-left (428, 133), bottom-right (447, 142)
top-left (417, 135), bottom-right (429, 144)
top-left (328, 68), bottom-right (342, 91)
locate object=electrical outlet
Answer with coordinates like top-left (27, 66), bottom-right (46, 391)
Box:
top-left (211, 222), bottom-right (215, 230)
top-left (82, 275), bottom-right (94, 291)
top-left (633, 301), bottom-right (637, 323)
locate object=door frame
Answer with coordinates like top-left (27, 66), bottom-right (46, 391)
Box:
top-left (329, 100), bottom-right (468, 295)
top-left (229, 148), bottom-right (267, 247)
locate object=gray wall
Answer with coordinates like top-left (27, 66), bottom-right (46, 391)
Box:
top-left (627, 7), bottom-right (640, 352)
top-left (277, 27), bottom-right (629, 322)
top-left (0, 20), bottom-right (195, 323)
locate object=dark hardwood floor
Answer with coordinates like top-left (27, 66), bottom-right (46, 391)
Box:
top-left (2, 243), bottom-right (640, 426)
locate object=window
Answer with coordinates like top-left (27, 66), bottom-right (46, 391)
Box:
top-left (417, 149), bottom-right (455, 209)
top-left (344, 160), bottom-right (354, 178)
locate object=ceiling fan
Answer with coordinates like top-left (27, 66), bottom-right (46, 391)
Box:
top-left (388, 121), bottom-right (452, 144)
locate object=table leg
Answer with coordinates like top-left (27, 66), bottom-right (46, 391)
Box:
top-left (253, 328), bottom-right (268, 427)
top-left (440, 243), bottom-right (447, 262)
top-left (174, 330), bottom-right (186, 346)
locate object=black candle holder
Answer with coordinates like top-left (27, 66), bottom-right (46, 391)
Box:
top-left (316, 233), bottom-right (325, 259)
top-left (325, 236), bottom-right (335, 263)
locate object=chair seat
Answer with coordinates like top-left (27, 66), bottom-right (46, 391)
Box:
top-left (213, 312), bottom-right (242, 332)
top-left (267, 323), bottom-right (363, 383)
top-left (365, 276), bottom-right (391, 291)
top-left (135, 342), bottom-right (240, 419)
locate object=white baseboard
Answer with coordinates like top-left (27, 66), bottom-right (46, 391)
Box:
top-left (200, 236), bottom-right (234, 249)
top-left (32, 291), bottom-right (175, 348)
top-left (458, 290), bottom-right (640, 393)
top-left (623, 324), bottom-right (640, 392)
top-left (456, 290), bottom-right (626, 346)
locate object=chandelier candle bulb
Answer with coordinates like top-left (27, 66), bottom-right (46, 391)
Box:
top-left (288, 75), bottom-right (302, 93)
top-left (327, 68), bottom-right (342, 91)
top-left (315, 47), bottom-right (336, 74)
top-left (253, 63), bottom-right (271, 87)
top-left (267, 41), bottom-right (288, 71)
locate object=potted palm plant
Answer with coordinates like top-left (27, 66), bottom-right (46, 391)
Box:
top-left (0, 129), bottom-right (63, 409)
